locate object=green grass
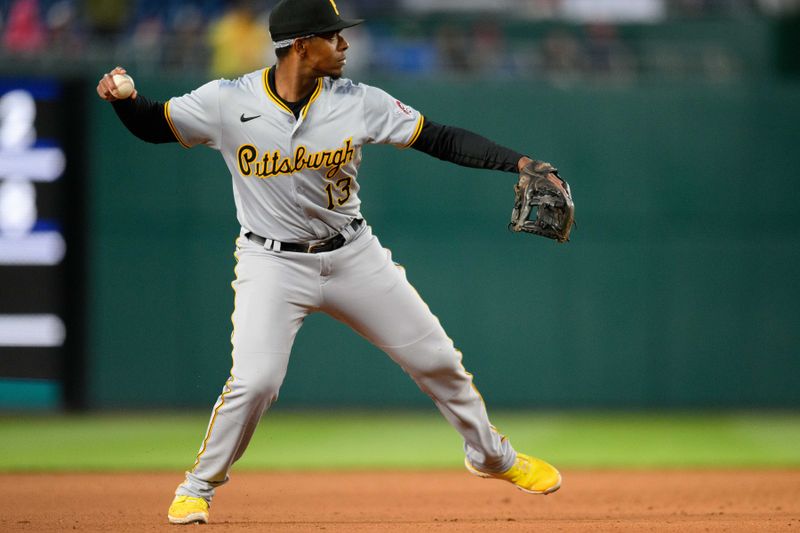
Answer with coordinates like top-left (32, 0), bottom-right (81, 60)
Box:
top-left (1, 411), bottom-right (799, 472)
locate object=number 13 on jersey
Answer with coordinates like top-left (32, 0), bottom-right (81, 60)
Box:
top-left (325, 176), bottom-right (352, 209)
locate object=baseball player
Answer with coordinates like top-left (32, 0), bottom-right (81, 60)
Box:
top-left (96, 0), bottom-right (562, 525)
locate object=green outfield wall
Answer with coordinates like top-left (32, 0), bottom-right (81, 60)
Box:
top-left (86, 77), bottom-right (800, 409)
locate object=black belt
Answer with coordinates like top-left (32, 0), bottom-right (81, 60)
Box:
top-left (245, 219), bottom-right (363, 253)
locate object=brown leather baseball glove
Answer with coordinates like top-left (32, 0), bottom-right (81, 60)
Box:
top-left (510, 160), bottom-right (575, 243)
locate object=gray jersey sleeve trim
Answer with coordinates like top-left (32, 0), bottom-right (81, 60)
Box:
top-left (164, 100), bottom-right (191, 149)
top-left (400, 114), bottom-right (425, 149)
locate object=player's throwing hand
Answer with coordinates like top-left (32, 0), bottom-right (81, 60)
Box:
top-left (96, 67), bottom-right (138, 102)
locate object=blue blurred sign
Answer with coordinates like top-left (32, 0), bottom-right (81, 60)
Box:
top-left (0, 78), bottom-right (84, 409)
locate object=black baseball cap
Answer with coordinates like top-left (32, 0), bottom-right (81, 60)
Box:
top-left (269, 0), bottom-right (363, 42)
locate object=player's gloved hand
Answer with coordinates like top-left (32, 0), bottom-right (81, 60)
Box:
top-left (96, 66), bottom-right (138, 102)
top-left (509, 159), bottom-right (575, 243)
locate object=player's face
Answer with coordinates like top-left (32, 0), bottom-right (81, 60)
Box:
top-left (303, 31), bottom-right (350, 79)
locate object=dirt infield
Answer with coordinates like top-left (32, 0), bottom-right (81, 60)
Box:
top-left (1, 470), bottom-right (798, 532)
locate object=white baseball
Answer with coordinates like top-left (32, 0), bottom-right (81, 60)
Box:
top-left (112, 73), bottom-right (135, 99)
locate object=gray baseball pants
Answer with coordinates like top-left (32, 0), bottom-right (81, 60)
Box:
top-left (177, 224), bottom-right (516, 502)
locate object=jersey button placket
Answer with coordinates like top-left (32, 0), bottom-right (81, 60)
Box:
top-left (283, 131), bottom-right (298, 209)
top-left (289, 127), bottom-right (314, 226)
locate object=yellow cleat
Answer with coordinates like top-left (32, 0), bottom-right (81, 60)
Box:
top-left (167, 495), bottom-right (210, 525)
top-left (465, 452), bottom-right (562, 495)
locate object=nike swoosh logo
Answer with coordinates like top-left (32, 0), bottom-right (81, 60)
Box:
top-left (240, 114), bottom-right (261, 123)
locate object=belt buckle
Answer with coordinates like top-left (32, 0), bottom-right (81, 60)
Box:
top-left (307, 241), bottom-right (325, 253)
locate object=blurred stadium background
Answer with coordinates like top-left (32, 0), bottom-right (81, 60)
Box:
top-left (0, 0), bottom-right (799, 470)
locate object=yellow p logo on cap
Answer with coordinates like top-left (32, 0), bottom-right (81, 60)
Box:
top-left (328, 0), bottom-right (339, 15)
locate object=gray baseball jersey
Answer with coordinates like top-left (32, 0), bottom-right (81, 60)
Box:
top-left (165, 67), bottom-right (424, 242)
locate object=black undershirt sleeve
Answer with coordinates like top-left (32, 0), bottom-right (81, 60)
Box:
top-left (111, 96), bottom-right (177, 144)
top-left (410, 119), bottom-right (524, 173)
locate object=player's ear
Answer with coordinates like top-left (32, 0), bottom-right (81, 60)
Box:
top-left (294, 39), bottom-right (307, 57)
